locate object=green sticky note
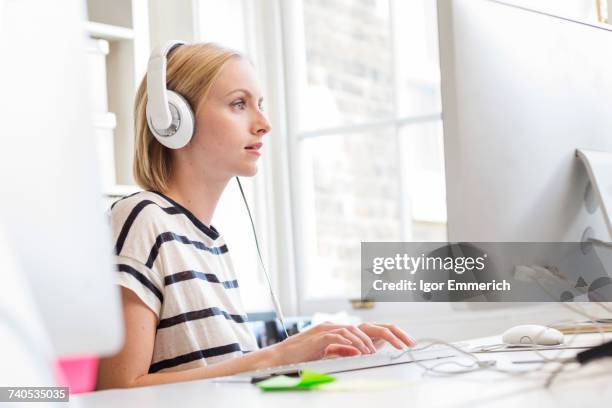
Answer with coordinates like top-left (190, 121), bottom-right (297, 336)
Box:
top-left (256, 370), bottom-right (336, 392)
top-left (299, 370), bottom-right (336, 387)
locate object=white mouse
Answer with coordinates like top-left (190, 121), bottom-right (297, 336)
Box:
top-left (502, 324), bottom-right (564, 346)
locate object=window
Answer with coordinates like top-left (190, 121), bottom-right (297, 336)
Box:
top-left (281, 0), bottom-right (447, 311)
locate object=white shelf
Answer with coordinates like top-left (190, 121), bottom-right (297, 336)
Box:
top-left (84, 21), bottom-right (135, 40)
top-left (84, 0), bottom-right (151, 192)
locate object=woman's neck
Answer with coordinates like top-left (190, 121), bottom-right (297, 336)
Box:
top-left (163, 167), bottom-right (229, 227)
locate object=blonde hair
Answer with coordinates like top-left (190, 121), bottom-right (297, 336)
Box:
top-left (133, 43), bottom-right (241, 192)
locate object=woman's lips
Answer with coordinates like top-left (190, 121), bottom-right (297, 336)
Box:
top-left (245, 142), bottom-right (263, 156)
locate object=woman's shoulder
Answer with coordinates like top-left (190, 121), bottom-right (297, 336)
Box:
top-left (111, 190), bottom-right (159, 217)
top-left (109, 190), bottom-right (223, 252)
top-left (109, 191), bottom-right (176, 237)
top-left (109, 191), bottom-right (182, 259)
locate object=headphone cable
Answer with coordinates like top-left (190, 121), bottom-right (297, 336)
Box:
top-left (235, 177), bottom-right (290, 340)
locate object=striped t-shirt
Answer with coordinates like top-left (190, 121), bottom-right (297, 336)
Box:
top-left (110, 191), bottom-right (258, 373)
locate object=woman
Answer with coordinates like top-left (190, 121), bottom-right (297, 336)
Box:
top-left (97, 43), bottom-right (413, 389)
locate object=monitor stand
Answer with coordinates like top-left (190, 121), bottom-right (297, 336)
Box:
top-left (576, 149), bottom-right (612, 241)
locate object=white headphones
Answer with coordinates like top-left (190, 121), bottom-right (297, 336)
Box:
top-left (146, 41), bottom-right (195, 149)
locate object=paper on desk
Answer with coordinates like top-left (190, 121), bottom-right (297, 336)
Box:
top-left (315, 379), bottom-right (409, 392)
top-left (256, 370), bottom-right (335, 391)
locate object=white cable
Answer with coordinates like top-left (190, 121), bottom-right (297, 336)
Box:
top-left (395, 338), bottom-right (575, 381)
top-left (235, 177), bottom-right (290, 340)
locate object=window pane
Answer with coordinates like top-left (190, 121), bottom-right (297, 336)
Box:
top-left (298, 128), bottom-right (401, 300)
top-left (399, 120), bottom-right (447, 241)
top-left (393, 0), bottom-right (442, 117)
top-left (299, 0), bottom-right (394, 132)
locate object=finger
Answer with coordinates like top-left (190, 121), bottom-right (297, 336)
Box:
top-left (372, 338), bottom-right (387, 350)
top-left (378, 324), bottom-right (415, 347)
top-left (320, 333), bottom-right (353, 347)
top-left (332, 328), bottom-right (371, 354)
top-left (359, 324), bottom-right (404, 349)
top-left (323, 344), bottom-right (361, 359)
top-left (344, 326), bottom-right (377, 353)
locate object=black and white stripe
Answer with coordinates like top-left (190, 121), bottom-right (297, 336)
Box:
top-left (114, 200), bottom-right (182, 255)
top-left (144, 231), bottom-right (228, 269)
top-left (116, 263), bottom-right (164, 303)
top-left (148, 343), bottom-right (248, 373)
top-left (165, 270), bottom-right (239, 289)
top-left (113, 191), bottom-right (222, 257)
top-left (111, 191), bottom-right (259, 374)
top-left (157, 307), bottom-right (248, 330)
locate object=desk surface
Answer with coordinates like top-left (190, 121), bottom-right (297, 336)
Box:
top-left (73, 333), bottom-right (612, 408)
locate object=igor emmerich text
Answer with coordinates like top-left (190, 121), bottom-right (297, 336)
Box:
top-left (372, 279), bottom-right (511, 292)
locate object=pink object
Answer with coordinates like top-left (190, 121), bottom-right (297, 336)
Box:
top-left (55, 356), bottom-right (99, 394)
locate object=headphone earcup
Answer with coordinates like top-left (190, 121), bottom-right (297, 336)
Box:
top-left (146, 90), bottom-right (195, 149)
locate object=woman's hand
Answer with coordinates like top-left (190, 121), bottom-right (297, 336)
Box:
top-left (356, 323), bottom-right (415, 351)
top-left (268, 321), bottom-right (414, 366)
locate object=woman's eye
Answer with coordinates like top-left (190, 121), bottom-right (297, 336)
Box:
top-left (232, 100), bottom-right (246, 109)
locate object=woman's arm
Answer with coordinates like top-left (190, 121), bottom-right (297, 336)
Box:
top-left (97, 288), bottom-right (412, 389)
top-left (97, 288), bottom-right (277, 389)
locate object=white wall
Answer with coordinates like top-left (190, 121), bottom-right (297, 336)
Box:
top-left (148, 0), bottom-right (198, 46)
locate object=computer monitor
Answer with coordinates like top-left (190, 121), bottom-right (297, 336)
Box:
top-left (437, 0), bottom-right (612, 307)
top-left (0, 0), bottom-right (123, 356)
top-left (438, 0), bottom-right (612, 243)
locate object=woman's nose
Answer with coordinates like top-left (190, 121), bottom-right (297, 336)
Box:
top-left (252, 111), bottom-right (271, 136)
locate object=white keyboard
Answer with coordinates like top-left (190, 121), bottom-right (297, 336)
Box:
top-left (236, 344), bottom-right (458, 380)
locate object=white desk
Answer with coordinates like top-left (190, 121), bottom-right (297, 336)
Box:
top-left (73, 333), bottom-right (612, 408)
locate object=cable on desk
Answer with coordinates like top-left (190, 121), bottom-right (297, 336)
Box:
top-left (394, 275), bottom-right (612, 383)
top-left (372, 264), bottom-right (612, 386)
top-left (394, 314), bottom-right (610, 386)
top-left (528, 278), bottom-right (611, 386)
top-left (506, 266), bottom-right (612, 386)
top-left (394, 339), bottom-right (550, 378)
